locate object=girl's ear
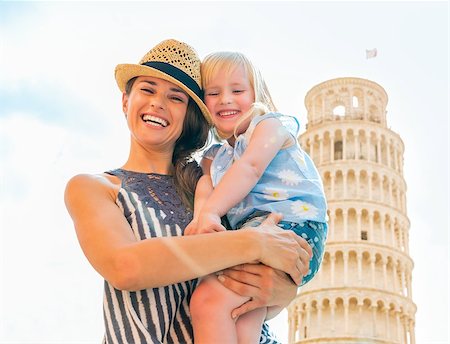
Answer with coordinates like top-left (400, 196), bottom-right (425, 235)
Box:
top-left (122, 92), bottom-right (128, 117)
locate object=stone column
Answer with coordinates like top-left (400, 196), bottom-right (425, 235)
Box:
top-left (343, 251), bottom-right (349, 285)
top-left (330, 302), bottom-right (336, 334)
top-left (370, 255), bottom-right (376, 286)
top-left (330, 134), bottom-right (334, 162)
top-left (343, 131), bottom-right (347, 160)
top-left (357, 251), bottom-right (363, 285)
top-left (396, 312), bottom-right (401, 342)
top-left (319, 137), bottom-right (323, 164)
top-left (393, 263), bottom-right (398, 294)
top-left (343, 209), bottom-right (348, 240)
top-left (371, 304), bottom-right (377, 337)
top-left (385, 307), bottom-right (391, 340)
top-left (343, 171), bottom-right (348, 198)
top-left (377, 136), bottom-right (382, 163)
top-left (356, 170), bottom-right (360, 198)
top-left (330, 209), bottom-right (335, 240)
top-left (344, 299), bottom-right (349, 334)
top-left (389, 180), bottom-right (393, 206)
top-left (409, 319), bottom-right (416, 344)
top-left (357, 209), bottom-right (362, 240)
top-left (331, 254), bottom-right (336, 285)
top-left (331, 174), bottom-right (335, 200)
top-left (387, 142), bottom-right (392, 168)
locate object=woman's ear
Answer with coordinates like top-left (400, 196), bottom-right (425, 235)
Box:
top-left (122, 92), bottom-right (128, 117)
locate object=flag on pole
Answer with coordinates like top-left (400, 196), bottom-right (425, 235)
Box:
top-left (366, 48), bottom-right (378, 59)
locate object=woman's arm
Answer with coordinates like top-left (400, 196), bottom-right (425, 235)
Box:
top-left (199, 118), bottom-right (289, 219)
top-left (65, 174), bottom-right (308, 291)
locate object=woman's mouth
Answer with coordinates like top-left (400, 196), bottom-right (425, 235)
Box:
top-left (142, 114), bottom-right (168, 127)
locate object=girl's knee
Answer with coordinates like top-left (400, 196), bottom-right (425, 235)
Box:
top-left (191, 277), bottom-right (225, 318)
top-left (190, 276), bottom-right (244, 319)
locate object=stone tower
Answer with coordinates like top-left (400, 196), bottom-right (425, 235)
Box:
top-left (288, 77), bottom-right (417, 343)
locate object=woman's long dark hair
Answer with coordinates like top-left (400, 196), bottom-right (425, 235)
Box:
top-left (126, 77), bottom-right (210, 210)
top-left (172, 99), bottom-right (210, 210)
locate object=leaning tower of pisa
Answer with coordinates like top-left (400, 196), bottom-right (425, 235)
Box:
top-left (288, 77), bottom-right (417, 343)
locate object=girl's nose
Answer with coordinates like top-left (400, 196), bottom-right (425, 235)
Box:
top-left (219, 92), bottom-right (232, 105)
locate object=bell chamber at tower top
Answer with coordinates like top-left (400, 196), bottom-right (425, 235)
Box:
top-left (304, 77), bottom-right (389, 128)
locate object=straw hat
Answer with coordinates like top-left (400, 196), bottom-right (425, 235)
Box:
top-left (115, 39), bottom-right (212, 124)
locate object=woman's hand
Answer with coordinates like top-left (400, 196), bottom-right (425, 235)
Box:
top-left (245, 213), bottom-right (312, 285)
top-left (217, 263), bottom-right (298, 320)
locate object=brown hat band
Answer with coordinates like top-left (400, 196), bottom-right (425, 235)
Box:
top-left (142, 61), bottom-right (203, 99)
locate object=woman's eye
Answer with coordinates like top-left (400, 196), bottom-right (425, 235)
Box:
top-left (141, 88), bottom-right (154, 94)
top-left (171, 96), bottom-right (185, 103)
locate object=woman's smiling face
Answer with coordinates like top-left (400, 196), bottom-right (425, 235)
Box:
top-left (123, 76), bottom-right (189, 151)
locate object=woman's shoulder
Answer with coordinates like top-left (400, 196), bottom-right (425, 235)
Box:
top-left (65, 172), bottom-right (120, 203)
top-left (67, 172), bottom-right (118, 187)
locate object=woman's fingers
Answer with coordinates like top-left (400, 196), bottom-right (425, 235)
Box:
top-left (296, 235), bottom-right (312, 277)
top-left (248, 213), bottom-right (313, 284)
top-left (220, 265), bottom-right (262, 289)
top-left (217, 270), bottom-right (261, 297)
top-left (296, 234), bottom-right (313, 258)
top-left (260, 212), bottom-right (283, 226)
top-left (230, 298), bottom-right (261, 319)
top-left (216, 268), bottom-right (267, 319)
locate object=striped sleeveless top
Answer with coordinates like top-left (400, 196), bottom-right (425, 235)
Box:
top-left (103, 169), bottom-right (279, 344)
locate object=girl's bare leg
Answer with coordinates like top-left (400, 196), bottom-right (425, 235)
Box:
top-left (190, 275), bottom-right (252, 343)
top-left (236, 307), bottom-right (267, 344)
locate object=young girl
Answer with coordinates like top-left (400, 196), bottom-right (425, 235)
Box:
top-left (185, 52), bottom-right (328, 343)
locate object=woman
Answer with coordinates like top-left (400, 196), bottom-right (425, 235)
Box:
top-left (64, 39), bottom-right (312, 344)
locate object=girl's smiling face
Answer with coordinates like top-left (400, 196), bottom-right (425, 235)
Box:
top-left (204, 65), bottom-right (255, 143)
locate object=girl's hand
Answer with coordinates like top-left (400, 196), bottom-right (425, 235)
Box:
top-left (217, 263), bottom-right (298, 319)
top-left (244, 213), bottom-right (312, 285)
top-left (186, 212), bottom-right (226, 235)
top-left (184, 219), bottom-right (197, 236)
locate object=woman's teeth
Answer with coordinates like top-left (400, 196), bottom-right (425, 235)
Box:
top-left (142, 114), bottom-right (168, 127)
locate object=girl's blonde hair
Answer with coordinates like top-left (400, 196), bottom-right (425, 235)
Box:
top-left (201, 51), bottom-right (277, 139)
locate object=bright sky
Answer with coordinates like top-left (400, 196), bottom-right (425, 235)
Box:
top-left (0, 1), bottom-right (448, 343)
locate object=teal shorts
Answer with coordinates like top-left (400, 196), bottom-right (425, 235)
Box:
top-left (239, 212), bottom-right (328, 286)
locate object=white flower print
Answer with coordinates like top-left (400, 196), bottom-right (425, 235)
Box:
top-left (263, 187), bottom-right (289, 201)
top-left (229, 203), bottom-right (249, 216)
top-left (291, 201), bottom-right (319, 218)
top-left (278, 169), bottom-right (301, 186)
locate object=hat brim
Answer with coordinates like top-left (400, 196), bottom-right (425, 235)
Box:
top-left (115, 63), bottom-right (212, 124)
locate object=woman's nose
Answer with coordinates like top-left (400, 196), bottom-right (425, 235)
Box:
top-left (150, 94), bottom-right (165, 109)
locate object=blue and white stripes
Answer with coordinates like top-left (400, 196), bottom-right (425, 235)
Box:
top-left (102, 170), bottom-right (197, 344)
